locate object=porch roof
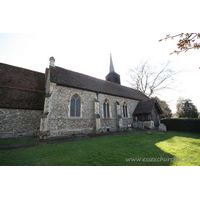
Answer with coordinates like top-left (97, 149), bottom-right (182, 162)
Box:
top-left (133, 99), bottom-right (163, 115)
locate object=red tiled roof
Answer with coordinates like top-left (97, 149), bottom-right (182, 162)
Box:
top-left (0, 63), bottom-right (45, 110)
top-left (0, 62), bottom-right (45, 91)
top-left (0, 86), bottom-right (45, 110)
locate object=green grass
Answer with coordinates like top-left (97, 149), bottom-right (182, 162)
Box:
top-left (0, 131), bottom-right (199, 166)
top-left (0, 137), bottom-right (36, 146)
top-left (0, 128), bottom-right (141, 146)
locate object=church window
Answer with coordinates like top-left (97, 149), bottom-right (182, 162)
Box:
top-left (70, 94), bottom-right (80, 117)
top-left (103, 99), bottom-right (110, 118)
top-left (123, 102), bottom-right (128, 118)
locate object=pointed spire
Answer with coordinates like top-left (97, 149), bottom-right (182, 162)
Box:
top-left (106, 54), bottom-right (121, 84)
top-left (110, 54), bottom-right (115, 72)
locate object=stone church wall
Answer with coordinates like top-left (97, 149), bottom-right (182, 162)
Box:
top-left (43, 84), bottom-right (139, 138)
top-left (0, 108), bottom-right (43, 138)
top-left (98, 93), bottom-right (138, 132)
top-left (45, 85), bottom-right (96, 137)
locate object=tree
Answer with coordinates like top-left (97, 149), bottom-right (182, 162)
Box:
top-left (128, 60), bottom-right (180, 97)
top-left (151, 96), bottom-right (172, 119)
top-left (159, 33), bottom-right (200, 55)
top-left (176, 98), bottom-right (198, 118)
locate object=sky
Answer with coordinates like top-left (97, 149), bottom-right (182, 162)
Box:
top-left (0, 0), bottom-right (199, 113)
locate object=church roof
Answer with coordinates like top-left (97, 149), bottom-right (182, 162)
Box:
top-left (50, 66), bottom-right (149, 101)
top-left (0, 62), bottom-right (45, 110)
top-left (0, 63), bottom-right (45, 91)
top-left (133, 99), bottom-right (163, 114)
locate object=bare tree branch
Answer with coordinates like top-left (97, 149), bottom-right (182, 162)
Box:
top-left (128, 60), bottom-right (182, 97)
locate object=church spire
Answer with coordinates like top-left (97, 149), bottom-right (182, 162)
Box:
top-left (110, 54), bottom-right (115, 72)
top-left (106, 54), bottom-right (121, 85)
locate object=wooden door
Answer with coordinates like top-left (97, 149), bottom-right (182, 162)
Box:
top-left (152, 111), bottom-right (159, 128)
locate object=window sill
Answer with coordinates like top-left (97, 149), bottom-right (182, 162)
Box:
top-left (70, 117), bottom-right (82, 119)
top-left (104, 117), bottom-right (110, 119)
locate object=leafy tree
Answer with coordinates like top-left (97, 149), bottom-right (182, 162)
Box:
top-left (159, 33), bottom-right (200, 55)
top-left (176, 98), bottom-right (198, 118)
top-left (151, 96), bottom-right (172, 119)
top-left (128, 60), bottom-right (181, 97)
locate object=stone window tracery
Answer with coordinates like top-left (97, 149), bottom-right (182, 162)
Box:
top-left (123, 102), bottom-right (128, 118)
top-left (70, 94), bottom-right (80, 117)
top-left (103, 99), bottom-right (110, 118)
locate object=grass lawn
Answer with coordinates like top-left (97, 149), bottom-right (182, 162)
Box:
top-left (0, 131), bottom-right (199, 166)
top-left (0, 137), bottom-right (37, 146)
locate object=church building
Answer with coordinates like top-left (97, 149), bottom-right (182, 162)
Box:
top-left (0, 55), bottom-right (163, 139)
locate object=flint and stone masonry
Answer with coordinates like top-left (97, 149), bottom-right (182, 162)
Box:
top-left (39, 83), bottom-right (139, 139)
top-left (0, 108), bottom-right (43, 138)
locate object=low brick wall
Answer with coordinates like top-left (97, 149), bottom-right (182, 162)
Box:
top-left (0, 108), bottom-right (43, 138)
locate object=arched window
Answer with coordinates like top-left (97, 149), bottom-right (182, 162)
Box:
top-left (103, 99), bottom-right (110, 118)
top-left (70, 94), bottom-right (80, 117)
top-left (123, 102), bottom-right (128, 118)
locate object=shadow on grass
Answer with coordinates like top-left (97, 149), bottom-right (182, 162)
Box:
top-left (0, 131), bottom-right (199, 166)
top-left (78, 131), bottom-right (200, 166)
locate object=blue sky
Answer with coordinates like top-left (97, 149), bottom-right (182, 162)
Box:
top-left (0, 0), bottom-right (199, 113)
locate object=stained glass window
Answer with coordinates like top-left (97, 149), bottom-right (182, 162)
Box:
top-left (70, 98), bottom-right (75, 117)
top-left (123, 102), bottom-right (128, 118)
top-left (70, 94), bottom-right (80, 117)
top-left (103, 99), bottom-right (110, 118)
top-left (107, 102), bottom-right (109, 117)
top-left (76, 98), bottom-right (80, 117)
top-left (103, 102), bottom-right (106, 118)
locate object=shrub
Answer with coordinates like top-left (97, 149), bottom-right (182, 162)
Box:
top-left (161, 118), bottom-right (200, 133)
top-left (176, 98), bottom-right (198, 118)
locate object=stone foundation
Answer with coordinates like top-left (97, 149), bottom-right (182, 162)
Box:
top-left (133, 121), bottom-right (155, 129)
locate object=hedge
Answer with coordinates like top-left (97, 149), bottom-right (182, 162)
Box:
top-left (161, 118), bottom-right (200, 133)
